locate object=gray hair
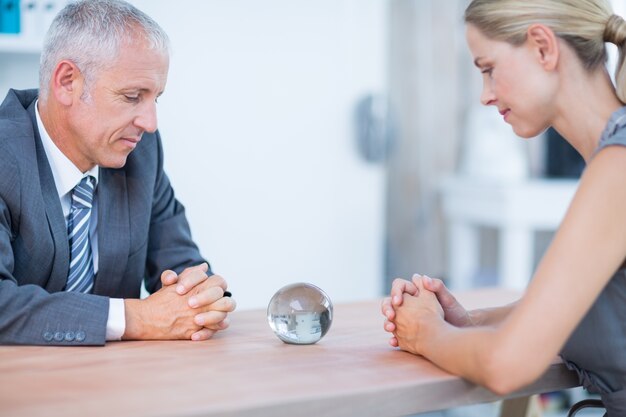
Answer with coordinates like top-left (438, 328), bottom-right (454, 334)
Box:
top-left (39, 0), bottom-right (170, 100)
top-left (464, 0), bottom-right (626, 103)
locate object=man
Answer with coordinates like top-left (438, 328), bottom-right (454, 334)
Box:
top-left (0, 0), bottom-right (236, 345)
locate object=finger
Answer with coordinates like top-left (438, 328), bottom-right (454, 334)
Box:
top-left (182, 262), bottom-right (209, 275)
top-left (204, 318), bottom-right (230, 331)
top-left (203, 274), bottom-right (227, 290)
top-left (381, 297), bottom-right (396, 320)
top-left (422, 275), bottom-right (441, 291)
top-left (391, 278), bottom-right (418, 305)
top-left (413, 276), bottom-right (442, 306)
top-left (424, 276), bottom-right (459, 307)
top-left (205, 295), bottom-right (237, 313)
top-left (389, 336), bottom-right (399, 347)
top-left (160, 270), bottom-right (178, 286)
top-left (424, 277), bottom-right (450, 305)
top-left (176, 265), bottom-right (210, 295)
top-left (188, 286), bottom-right (224, 308)
top-left (191, 328), bottom-right (216, 341)
top-left (413, 275), bottom-right (437, 298)
top-left (384, 320), bottom-right (396, 333)
top-left (413, 274), bottom-right (426, 291)
top-left (411, 273), bottom-right (424, 287)
top-left (194, 310), bottom-right (228, 327)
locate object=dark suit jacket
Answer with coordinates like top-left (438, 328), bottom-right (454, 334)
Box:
top-left (0, 89), bottom-right (209, 346)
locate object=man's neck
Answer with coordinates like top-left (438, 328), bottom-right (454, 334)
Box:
top-left (37, 98), bottom-right (93, 173)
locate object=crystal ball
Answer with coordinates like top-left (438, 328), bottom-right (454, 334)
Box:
top-left (267, 282), bottom-right (333, 345)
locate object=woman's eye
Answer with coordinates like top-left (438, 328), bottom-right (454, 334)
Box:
top-left (481, 68), bottom-right (493, 76)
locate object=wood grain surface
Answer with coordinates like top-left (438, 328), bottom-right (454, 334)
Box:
top-left (0, 288), bottom-right (579, 417)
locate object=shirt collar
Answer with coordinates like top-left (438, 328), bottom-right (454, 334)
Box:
top-left (35, 100), bottom-right (99, 199)
top-left (599, 106), bottom-right (626, 143)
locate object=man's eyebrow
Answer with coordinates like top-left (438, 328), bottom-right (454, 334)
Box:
top-left (119, 88), bottom-right (163, 96)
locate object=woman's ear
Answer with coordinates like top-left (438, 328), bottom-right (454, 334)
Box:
top-left (50, 60), bottom-right (83, 106)
top-left (526, 23), bottom-right (559, 71)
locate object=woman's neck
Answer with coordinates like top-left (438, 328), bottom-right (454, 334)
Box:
top-left (552, 66), bottom-right (623, 163)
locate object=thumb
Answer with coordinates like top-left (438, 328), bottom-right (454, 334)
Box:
top-left (424, 277), bottom-right (458, 309)
top-left (422, 275), bottom-right (437, 291)
top-left (411, 273), bottom-right (421, 286)
top-left (412, 274), bottom-right (426, 291)
top-left (161, 270), bottom-right (178, 286)
top-left (413, 275), bottom-right (440, 302)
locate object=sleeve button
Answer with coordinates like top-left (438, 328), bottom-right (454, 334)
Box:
top-left (43, 332), bottom-right (54, 342)
top-left (64, 332), bottom-right (75, 342)
top-left (75, 331), bottom-right (86, 342)
top-left (53, 332), bottom-right (64, 342)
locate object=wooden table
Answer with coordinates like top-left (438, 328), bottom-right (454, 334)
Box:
top-left (0, 288), bottom-right (580, 417)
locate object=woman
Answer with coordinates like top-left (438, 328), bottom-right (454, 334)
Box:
top-left (381, 1), bottom-right (626, 415)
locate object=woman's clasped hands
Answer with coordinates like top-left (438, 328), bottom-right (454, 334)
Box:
top-left (381, 274), bottom-right (469, 356)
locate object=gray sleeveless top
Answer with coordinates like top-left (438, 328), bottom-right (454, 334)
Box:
top-left (560, 106), bottom-right (626, 417)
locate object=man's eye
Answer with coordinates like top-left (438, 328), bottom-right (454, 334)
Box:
top-left (125, 95), bottom-right (140, 102)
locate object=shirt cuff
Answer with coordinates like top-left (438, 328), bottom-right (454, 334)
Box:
top-left (106, 298), bottom-right (126, 341)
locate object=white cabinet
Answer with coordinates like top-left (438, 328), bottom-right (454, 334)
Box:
top-left (440, 177), bottom-right (578, 290)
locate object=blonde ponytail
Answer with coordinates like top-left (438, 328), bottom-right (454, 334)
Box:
top-left (605, 14), bottom-right (626, 102)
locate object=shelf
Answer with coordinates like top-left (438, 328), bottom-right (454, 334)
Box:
top-left (0, 35), bottom-right (42, 54)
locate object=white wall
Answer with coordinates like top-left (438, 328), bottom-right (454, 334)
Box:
top-left (0, 53), bottom-right (39, 96)
top-left (0, 0), bottom-right (388, 311)
top-left (129, 0), bottom-right (388, 309)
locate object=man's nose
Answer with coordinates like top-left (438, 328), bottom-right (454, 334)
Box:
top-left (134, 101), bottom-right (158, 133)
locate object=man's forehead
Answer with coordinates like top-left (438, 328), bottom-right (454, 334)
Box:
top-left (105, 50), bottom-right (168, 81)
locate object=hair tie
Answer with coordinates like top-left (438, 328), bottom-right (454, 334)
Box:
top-left (604, 14), bottom-right (626, 44)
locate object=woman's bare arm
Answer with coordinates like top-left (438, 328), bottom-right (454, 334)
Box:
top-left (393, 146), bottom-right (626, 394)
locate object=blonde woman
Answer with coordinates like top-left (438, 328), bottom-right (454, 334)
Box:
top-left (382, 1), bottom-right (626, 415)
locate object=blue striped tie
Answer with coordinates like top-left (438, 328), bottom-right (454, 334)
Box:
top-left (65, 176), bottom-right (96, 293)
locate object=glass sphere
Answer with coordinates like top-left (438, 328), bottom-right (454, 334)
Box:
top-left (267, 282), bottom-right (333, 345)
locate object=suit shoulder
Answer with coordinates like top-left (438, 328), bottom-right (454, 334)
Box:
top-left (0, 89), bottom-right (38, 143)
top-left (0, 89), bottom-right (38, 175)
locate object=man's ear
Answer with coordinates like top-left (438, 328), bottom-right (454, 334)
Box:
top-left (50, 60), bottom-right (83, 106)
top-left (526, 24), bottom-right (559, 71)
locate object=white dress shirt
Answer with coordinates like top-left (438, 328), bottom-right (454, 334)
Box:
top-left (35, 101), bottom-right (125, 341)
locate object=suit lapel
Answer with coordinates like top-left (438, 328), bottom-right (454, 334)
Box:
top-left (28, 101), bottom-right (70, 292)
top-left (94, 168), bottom-right (130, 296)
top-left (27, 98), bottom-right (131, 296)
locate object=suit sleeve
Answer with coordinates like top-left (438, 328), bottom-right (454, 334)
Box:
top-left (0, 156), bottom-right (109, 346)
top-left (143, 131), bottom-right (211, 294)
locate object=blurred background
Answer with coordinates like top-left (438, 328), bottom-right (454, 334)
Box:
top-left (2, 2), bottom-right (624, 415)
top-left (4, 0), bottom-right (612, 309)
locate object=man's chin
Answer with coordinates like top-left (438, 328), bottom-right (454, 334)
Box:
top-left (100, 156), bottom-right (130, 169)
